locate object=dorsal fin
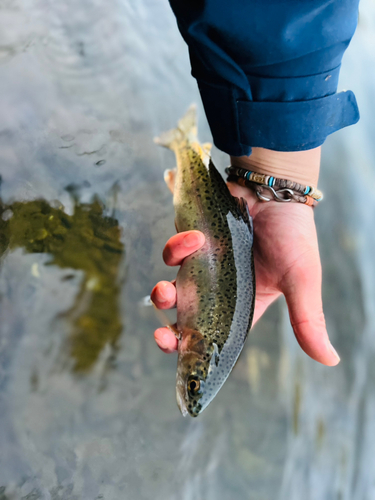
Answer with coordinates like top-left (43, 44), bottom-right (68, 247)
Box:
top-left (233, 197), bottom-right (253, 235)
top-left (206, 159), bottom-right (253, 235)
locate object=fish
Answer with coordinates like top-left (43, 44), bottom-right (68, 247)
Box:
top-left (155, 105), bottom-right (255, 417)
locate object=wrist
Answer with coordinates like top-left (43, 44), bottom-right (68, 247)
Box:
top-left (230, 147), bottom-right (321, 188)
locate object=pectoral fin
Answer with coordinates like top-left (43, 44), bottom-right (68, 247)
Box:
top-left (150, 297), bottom-right (180, 338)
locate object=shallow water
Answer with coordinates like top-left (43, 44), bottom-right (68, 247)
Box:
top-left (0, 0), bottom-right (374, 499)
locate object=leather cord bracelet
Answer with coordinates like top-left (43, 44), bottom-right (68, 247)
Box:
top-left (225, 165), bottom-right (323, 207)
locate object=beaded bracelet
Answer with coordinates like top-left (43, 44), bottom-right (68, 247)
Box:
top-left (225, 165), bottom-right (323, 207)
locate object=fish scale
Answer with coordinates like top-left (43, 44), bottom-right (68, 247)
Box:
top-left (155, 106), bottom-right (255, 417)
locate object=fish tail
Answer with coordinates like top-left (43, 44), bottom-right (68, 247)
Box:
top-left (177, 104), bottom-right (197, 137)
top-left (154, 104), bottom-right (197, 150)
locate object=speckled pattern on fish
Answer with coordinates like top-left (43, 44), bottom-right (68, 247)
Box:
top-left (156, 106), bottom-right (255, 417)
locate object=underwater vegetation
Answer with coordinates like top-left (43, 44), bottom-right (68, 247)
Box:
top-left (0, 185), bottom-right (124, 373)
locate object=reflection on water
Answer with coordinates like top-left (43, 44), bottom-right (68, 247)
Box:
top-left (0, 185), bottom-right (124, 373)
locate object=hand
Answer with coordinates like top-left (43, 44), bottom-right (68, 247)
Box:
top-left (151, 183), bottom-right (340, 366)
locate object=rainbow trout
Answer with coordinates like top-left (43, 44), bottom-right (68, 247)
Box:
top-left (156, 106), bottom-right (255, 417)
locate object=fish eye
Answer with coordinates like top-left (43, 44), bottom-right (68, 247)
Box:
top-left (187, 376), bottom-right (200, 395)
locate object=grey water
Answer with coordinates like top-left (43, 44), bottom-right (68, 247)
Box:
top-left (0, 0), bottom-right (374, 498)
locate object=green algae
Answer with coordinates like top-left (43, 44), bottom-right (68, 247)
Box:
top-left (0, 194), bottom-right (124, 373)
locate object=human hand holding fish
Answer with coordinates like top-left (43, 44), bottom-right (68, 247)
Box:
top-left (152, 106), bottom-right (340, 417)
top-left (152, 191), bottom-right (340, 368)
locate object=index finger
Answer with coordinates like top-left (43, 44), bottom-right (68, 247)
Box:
top-left (163, 230), bottom-right (205, 266)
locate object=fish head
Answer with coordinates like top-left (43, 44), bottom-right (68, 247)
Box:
top-left (176, 328), bottom-right (226, 417)
top-left (177, 329), bottom-right (236, 417)
top-left (176, 350), bottom-right (206, 417)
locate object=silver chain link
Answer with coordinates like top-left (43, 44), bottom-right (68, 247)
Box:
top-left (255, 185), bottom-right (296, 202)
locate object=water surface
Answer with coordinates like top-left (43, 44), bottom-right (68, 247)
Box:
top-left (0, 0), bottom-right (374, 499)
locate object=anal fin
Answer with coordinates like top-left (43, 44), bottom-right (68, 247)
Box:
top-left (164, 168), bottom-right (176, 194)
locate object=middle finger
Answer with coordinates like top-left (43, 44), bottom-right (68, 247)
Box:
top-left (151, 280), bottom-right (177, 309)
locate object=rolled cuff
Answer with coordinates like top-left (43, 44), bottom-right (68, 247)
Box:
top-left (198, 81), bottom-right (359, 156)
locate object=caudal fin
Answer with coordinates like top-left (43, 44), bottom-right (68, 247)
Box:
top-left (154, 104), bottom-right (197, 150)
top-left (177, 104), bottom-right (197, 136)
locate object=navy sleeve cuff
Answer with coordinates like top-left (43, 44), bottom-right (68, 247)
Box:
top-left (170, 0), bottom-right (360, 156)
top-left (198, 79), bottom-right (359, 157)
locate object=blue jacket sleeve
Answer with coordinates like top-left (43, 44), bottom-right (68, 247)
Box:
top-left (169, 0), bottom-right (360, 156)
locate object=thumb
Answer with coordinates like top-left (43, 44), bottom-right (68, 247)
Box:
top-left (281, 257), bottom-right (340, 367)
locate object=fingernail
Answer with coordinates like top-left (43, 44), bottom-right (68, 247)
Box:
top-left (162, 333), bottom-right (171, 347)
top-left (158, 282), bottom-right (169, 302)
top-left (327, 340), bottom-right (340, 362)
top-left (183, 232), bottom-right (202, 248)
